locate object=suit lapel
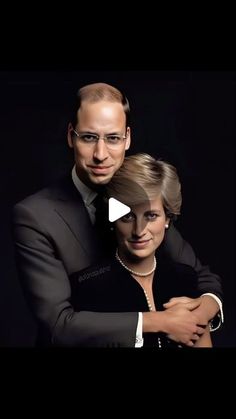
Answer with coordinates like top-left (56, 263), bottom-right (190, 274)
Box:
top-left (51, 175), bottom-right (101, 260)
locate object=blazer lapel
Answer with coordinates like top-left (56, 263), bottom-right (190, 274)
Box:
top-left (51, 175), bottom-right (101, 260)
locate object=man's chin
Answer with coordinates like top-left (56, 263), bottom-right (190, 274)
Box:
top-left (89, 174), bottom-right (112, 185)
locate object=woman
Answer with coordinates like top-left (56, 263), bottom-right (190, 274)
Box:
top-left (70, 153), bottom-right (212, 347)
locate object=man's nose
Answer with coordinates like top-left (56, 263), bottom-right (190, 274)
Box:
top-left (93, 139), bottom-right (109, 161)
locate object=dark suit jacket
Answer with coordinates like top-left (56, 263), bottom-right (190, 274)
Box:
top-left (12, 175), bottom-right (222, 347)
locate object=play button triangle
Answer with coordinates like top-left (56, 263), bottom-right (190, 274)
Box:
top-left (108, 198), bottom-right (131, 222)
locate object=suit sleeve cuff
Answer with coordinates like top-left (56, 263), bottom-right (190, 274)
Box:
top-left (201, 293), bottom-right (224, 332)
top-left (135, 312), bottom-right (144, 347)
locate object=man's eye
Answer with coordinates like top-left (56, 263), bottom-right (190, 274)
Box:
top-left (80, 134), bottom-right (97, 142)
top-left (106, 135), bottom-right (121, 143)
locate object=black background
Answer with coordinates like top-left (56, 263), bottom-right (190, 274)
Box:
top-left (0, 70), bottom-right (235, 347)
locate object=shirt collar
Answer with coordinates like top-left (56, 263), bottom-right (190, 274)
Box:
top-left (71, 165), bottom-right (97, 206)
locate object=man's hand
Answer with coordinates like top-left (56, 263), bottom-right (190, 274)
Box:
top-left (143, 304), bottom-right (206, 347)
top-left (162, 297), bottom-right (210, 345)
top-left (163, 295), bottom-right (220, 326)
top-left (161, 304), bottom-right (206, 346)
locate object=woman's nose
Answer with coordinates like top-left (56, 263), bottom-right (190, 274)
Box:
top-left (132, 218), bottom-right (146, 237)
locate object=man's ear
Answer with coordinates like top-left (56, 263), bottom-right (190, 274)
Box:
top-left (125, 127), bottom-right (131, 150)
top-left (67, 122), bottom-right (74, 148)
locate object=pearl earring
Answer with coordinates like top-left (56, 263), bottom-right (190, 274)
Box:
top-left (165, 224), bottom-right (169, 228)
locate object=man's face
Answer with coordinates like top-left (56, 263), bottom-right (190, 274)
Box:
top-left (67, 100), bottom-right (131, 188)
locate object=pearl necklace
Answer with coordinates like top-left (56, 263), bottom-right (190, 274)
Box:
top-left (142, 289), bottom-right (155, 311)
top-left (115, 249), bottom-right (156, 277)
top-left (115, 249), bottom-right (162, 348)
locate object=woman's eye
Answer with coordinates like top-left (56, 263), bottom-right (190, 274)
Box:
top-left (120, 212), bottom-right (135, 222)
top-left (145, 213), bottom-right (158, 221)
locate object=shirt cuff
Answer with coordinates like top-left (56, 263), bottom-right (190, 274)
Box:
top-left (135, 312), bottom-right (144, 347)
top-left (201, 293), bottom-right (224, 332)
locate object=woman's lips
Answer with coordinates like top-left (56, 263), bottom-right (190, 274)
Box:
top-left (128, 240), bottom-right (151, 249)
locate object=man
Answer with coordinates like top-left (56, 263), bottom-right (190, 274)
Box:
top-left (13, 82), bottom-right (223, 347)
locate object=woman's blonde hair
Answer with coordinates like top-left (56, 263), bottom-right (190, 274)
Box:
top-left (106, 153), bottom-right (182, 218)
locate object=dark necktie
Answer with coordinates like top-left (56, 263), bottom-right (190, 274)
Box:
top-left (93, 192), bottom-right (108, 232)
top-left (93, 192), bottom-right (114, 255)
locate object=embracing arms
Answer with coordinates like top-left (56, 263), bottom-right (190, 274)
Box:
top-left (162, 224), bottom-right (223, 332)
top-left (12, 204), bottom-right (221, 347)
top-left (12, 202), bottom-right (138, 347)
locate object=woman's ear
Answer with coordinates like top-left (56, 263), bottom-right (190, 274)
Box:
top-left (165, 217), bottom-right (170, 229)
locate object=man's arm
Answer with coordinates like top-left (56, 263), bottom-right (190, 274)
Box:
top-left (13, 203), bottom-right (138, 347)
top-left (164, 295), bottom-right (223, 331)
top-left (163, 224), bottom-right (223, 300)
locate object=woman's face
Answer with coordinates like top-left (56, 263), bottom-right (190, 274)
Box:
top-left (115, 195), bottom-right (169, 260)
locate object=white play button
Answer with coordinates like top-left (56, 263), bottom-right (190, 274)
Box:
top-left (108, 198), bottom-right (131, 222)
